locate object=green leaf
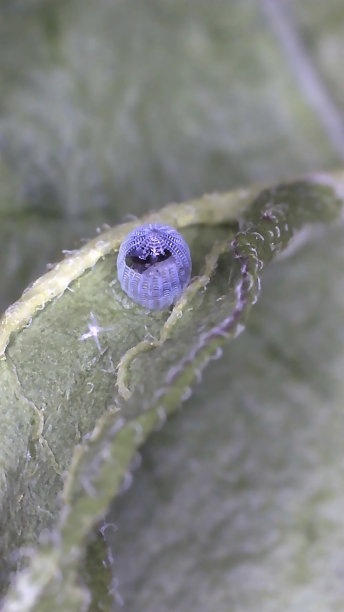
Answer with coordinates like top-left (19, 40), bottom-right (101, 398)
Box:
top-left (0, 175), bottom-right (343, 610)
top-left (1, 1), bottom-right (344, 610)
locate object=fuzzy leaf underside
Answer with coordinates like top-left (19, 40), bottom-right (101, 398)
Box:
top-left (0, 173), bottom-right (343, 610)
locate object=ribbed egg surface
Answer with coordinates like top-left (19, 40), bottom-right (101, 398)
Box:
top-left (117, 224), bottom-right (192, 310)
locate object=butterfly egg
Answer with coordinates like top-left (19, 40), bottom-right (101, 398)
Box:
top-left (117, 224), bottom-right (192, 310)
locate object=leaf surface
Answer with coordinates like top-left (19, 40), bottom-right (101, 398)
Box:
top-left (0, 175), bottom-right (343, 610)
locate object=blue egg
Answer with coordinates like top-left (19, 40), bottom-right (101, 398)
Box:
top-left (117, 224), bottom-right (192, 310)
